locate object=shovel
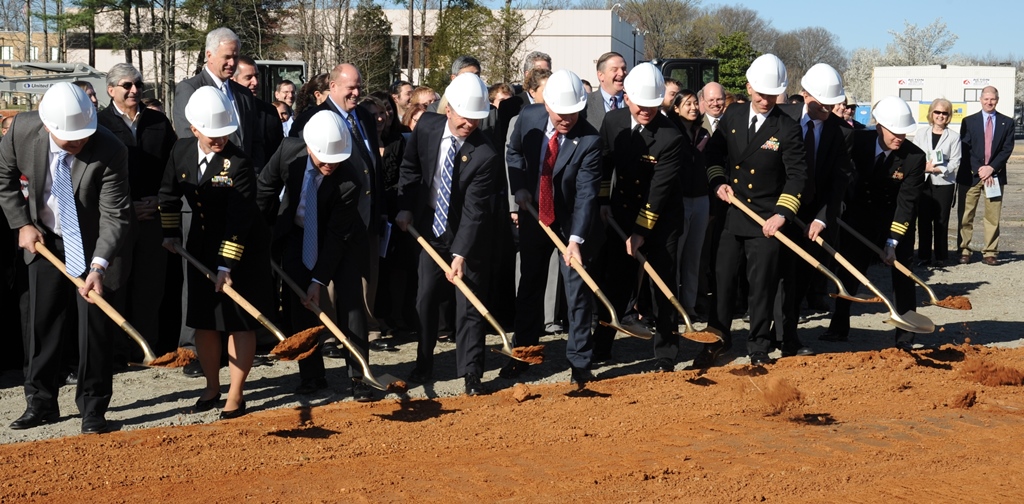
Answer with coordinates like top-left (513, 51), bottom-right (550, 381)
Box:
top-left (519, 202), bottom-right (651, 340)
top-left (270, 261), bottom-right (404, 392)
top-left (757, 209), bottom-right (932, 333)
top-left (172, 243), bottom-right (320, 358)
top-left (837, 218), bottom-right (971, 311)
top-left (604, 219), bottom-right (722, 343)
top-left (35, 243), bottom-right (160, 367)
top-left (407, 224), bottom-right (543, 364)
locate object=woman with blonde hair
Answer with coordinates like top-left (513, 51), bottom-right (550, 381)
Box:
top-left (913, 98), bottom-right (961, 266)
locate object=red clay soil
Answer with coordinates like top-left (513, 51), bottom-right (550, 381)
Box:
top-left (271, 325), bottom-right (322, 361)
top-left (147, 348), bottom-right (196, 368)
top-left (511, 344), bottom-right (546, 364)
top-left (935, 295), bottom-right (973, 310)
top-left (4, 344), bottom-right (1024, 502)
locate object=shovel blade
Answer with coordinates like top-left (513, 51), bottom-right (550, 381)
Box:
top-left (830, 292), bottom-right (881, 303)
top-left (885, 310), bottom-right (935, 334)
top-left (600, 320), bottom-right (653, 340)
top-left (677, 325), bottom-right (724, 344)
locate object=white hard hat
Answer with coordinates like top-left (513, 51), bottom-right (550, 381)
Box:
top-left (303, 111), bottom-right (352, 164)
top-left (185, 86), bottom-right (238, 138)
top-left (39, 82), bottom-right (97, 141)
top-left (872, 96), bottom-right (917, 135)
top-left (800, 63), bottom-right (845, 105)
top-left (444, 73), bottom-right (490, 119)
top-left (622, 62), bottom-right (665, 108)
top-left (542, 70), bottom-right (587, 114)
top-left (746, 53), bottom-right (788, 95)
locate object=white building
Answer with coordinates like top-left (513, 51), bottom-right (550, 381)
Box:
top-left (872, 65), bottom-right (1016, 132)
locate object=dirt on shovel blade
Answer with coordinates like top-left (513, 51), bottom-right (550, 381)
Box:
top-left (148, 348), bottom-right (196, 368)
top-left (936, 295), bottom-right (973, 310)
top-left (684, 331), bottom-right (722, 343)
top-left (512, 345), bottom-right (545, 364)
top-left (272, 326), bottom-right (322, 361)
top-left (386, 380), bottom-right (409, 394)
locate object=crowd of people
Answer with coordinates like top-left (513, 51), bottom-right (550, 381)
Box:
top-left (0, 26), bottom-right (1015, 434)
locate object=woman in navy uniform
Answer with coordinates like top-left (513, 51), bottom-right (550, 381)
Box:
top-left (159, 86), bottom-right (272, 419)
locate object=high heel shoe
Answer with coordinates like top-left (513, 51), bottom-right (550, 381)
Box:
top-left (193, 393), bottom-right (221, 412)
top-left (219, 401), bottom-right (247, 420)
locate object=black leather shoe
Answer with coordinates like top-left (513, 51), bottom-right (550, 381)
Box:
top-left (570, 367), bottom-right (594, 386)
top-left (193, 393), bottom-right (222, 412)
top-left (182, 359), bottom-right (204, 377)
top-left (294, 377), bottom-right (328, 395)
top-left (369, 340), bottom-right (399, 352)
top-left (219, 401), bottom-right (247, 420)
top-left (749, 352), bottom-right (775, 366)
top-left (407, 368), bottom-right (432, 384)
top-left (321, 342), bottom-right (345, 359)
top-left (81, 413), bottom-right (108, 434)
top-left (781, 344), bottom-right (816, 357)
top-left (654, 358), bottom-right (675, 373)
top-left (690, 342), bottom-right (728, 369)
top-left (352, 380), bottom-right (374, 402)
top-left (464, 372), bottom-right (484, 396)
top-left (498, 359), bottom-right (530, 379)
top-left (591, 352), bottom-right (615, 365)
top-left (252, 355), bottom-right (274, 367)
top-left (9, 409), bottom-right (59, 430)
top-left (895, 340), bottom-right (915, 352)
top-left (818, 330), bottom-right (848, 342)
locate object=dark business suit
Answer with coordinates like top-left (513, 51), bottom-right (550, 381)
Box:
top-left (98, 105), bottom-right (177, 356)
top-left (0, 112), bottom-right (131, 419)
top-left (827, 130), bottom-right (924, 344)
top-left (256, 138), bottom-right (367, 382)
top-left (507, 104), bottom-right (603, 369)
top-left (704, 104), bottom-right (806, 356)
top-left (593, 108), bottom-right (689, 362)
top-left (582, 89), bottom-right (622, 132)
top-left (956, 109), bottom-right (1014, 259)
top-left (397, 112), bottom-right (498, 378)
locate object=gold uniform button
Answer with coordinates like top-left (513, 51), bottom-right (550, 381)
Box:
top-left (750, 169), bottom-right (755, 174)
top-left (748, 184), bottom-right (753, 189)
top-left (733, 179), bottom-right (738, 183)
top-left (196, 202), bottom-right (202, 208)
top-left (365, 191), bottom-right (371, 195)
top-left (735, 165), bottom-right (740, 170)
top-left (201, 225), bottom-right (205, 230)
top-left (200, 213), bottom-right (204, 218)
top-left (746, 198), bottom-right (751, 203)
top-left (363, 170), bottom-right (368, 174)
top-left (635, 180), bottom-right (640, 185)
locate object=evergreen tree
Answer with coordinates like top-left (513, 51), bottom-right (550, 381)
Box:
top-left (349, 0), bottom-right (396, 92)
top-left (708, 31), bottom-right (757, 95)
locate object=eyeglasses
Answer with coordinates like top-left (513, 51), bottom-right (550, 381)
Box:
top-left (933, 110), bottom-right (949, 116)
top-left (118, 81), bottom-right (144, 91)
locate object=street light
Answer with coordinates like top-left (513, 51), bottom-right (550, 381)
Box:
top-left (632, 29), bottom-right (638, 67)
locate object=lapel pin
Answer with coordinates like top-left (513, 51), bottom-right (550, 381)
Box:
top-left (461, 155), bottom-right (468, 162)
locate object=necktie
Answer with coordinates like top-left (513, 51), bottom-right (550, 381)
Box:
top-left (710, 117), bottom-right (718, 134)
top-left (53, 152), bottom-right (86, 277)
top-left (347, 112), bottom-right (366, 154)
top-left (748, 116), bottom-right (758, 143)
top-left (198, 157), bottom-right (208, 177)
top-left (538, 133), bottom-right (558, 226)
top-left (874, 152), bottom-right (887, 173)
top-left (803, 122), bottom-right (817, 202)
top-left (432, 139), bottom-right (457, 237)
top-left (609, 97), bottom-right (617, 110)
top-left (302, 167), bottom-right (319, 270)
top-left (984, 114), bottom-right (994, 165)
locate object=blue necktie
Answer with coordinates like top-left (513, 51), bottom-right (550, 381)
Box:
top-left (53, 152), bottom-right (86, 277)
top-left (432, 140), bottom-right (457, 237)
top-left (302, 167), bottom-right (319, 270)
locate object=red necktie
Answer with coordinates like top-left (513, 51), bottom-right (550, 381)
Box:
top-left (984, 114), bottom-right (994, 165)
top-left (538, 133), bottom-right (558, 226)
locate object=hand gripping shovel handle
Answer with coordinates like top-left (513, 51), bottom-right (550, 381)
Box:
top-left (172, 243), bottom-right (289, 342)
top-left (35, 243), bottom-right (157, 365)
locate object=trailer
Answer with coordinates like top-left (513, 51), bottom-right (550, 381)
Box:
top-left (0, 62), bottom-right (109, 108)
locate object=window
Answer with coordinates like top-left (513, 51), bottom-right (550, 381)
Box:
top-left (0, 46), bottom-right (12, 60)
top-left (898, 88), bottom-right (922, 101)
top-left (50, 47), bottom-right (59, 62)
top-left (29, 46), bottom-right (39, 61)
top-left (964, 89), bottom-right (983, 102)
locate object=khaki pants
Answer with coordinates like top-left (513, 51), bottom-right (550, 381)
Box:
top-left (957, 179), bottom-right (1003, 258)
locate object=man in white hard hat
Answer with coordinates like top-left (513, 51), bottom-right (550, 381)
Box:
top-left (821, 96), bottom-right (926, 351)
top-left (0, 82), bottom-right (131, 434)
top-left (256, 111), bottom-right (375, 401)
top-left (583, 52), bottom-right (628, 131)
top-left (697, 53), bottom-right (808, 368)
top-left (395, 72), bottom-right (499, 396)
top-left (772, 63), bottom-right (855, 357)
top-left (592, 62), bottom-right (692, 372)
top-left (504, 69), bottom-right (603, 385)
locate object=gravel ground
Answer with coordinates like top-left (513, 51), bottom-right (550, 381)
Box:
top-left (3, 155), bottom-right (1023, 445)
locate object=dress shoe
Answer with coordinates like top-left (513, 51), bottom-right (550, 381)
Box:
top-left (498, 359), bottom-right (530, 379)
top-left (407, 368), bottom-right (432, 384)
top-left (570, 366), bottom-right (595, 386)
top-left (983, 256), bottom-right (998, 266)
top-left (544, 321), bottom-right (565, 334)
top-left (591, 352), bottom-right (615, 365)
top-left (182, 359), bottom-right (204, 377)
top-left (81, 413), bottom-right (109, 434)
top-left (464, 372), bottom-right (484, 396)
top-left (294, 377), bottom-right (328, 395)
top-left (818, 330), bottom-right (848, 342)
top-left (252, 355), bottom-right (273, 367)
top-left (369, 339), bottom-right (399, 352)
top-left (915, 259), bottom-right (932, 268)
top-left (351, 380), bottom-right (374, 402)
top-left (781, 343), bottom-right (816, 357)
top-left (690, 342), bottom-right (728, 369)
top-left (654, 358), bottom-right (675, 373)
top-left (894, 340), bottom-right (915, 352)
top-left (65, 372), bottom-right (78, 385)
top-left (959, 254), bottom-right (971, 265)
top-left (9, 409), bottom-right (59, 430)
top-left (219, 401), bottom-right (247, 420)
top-left (321, 342), bottom-right (345, 359)
top-left (749, 352), bottom-right (775, 366)
top-left (193, 393), bottom-right (222, 412)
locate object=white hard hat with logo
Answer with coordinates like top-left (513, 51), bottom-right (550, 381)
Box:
top-left (800, 63), bottom-right (846, 105)
top-left (542, 70), bottom-right (587, 114)
top-left (39, 82), bottom-right (97, 141)
top-left (444, 73), bottom-right (490, 119)
top-left (872, 96), bottom-right (917, 135)
top-left (746, 53), bottom-right (788, 95)
top-left (303, 110), bottom-right (352, 163)
top-left (185, 86), bottom-right (238, 138)
top-left (622, 62), bottom-right (665, 108)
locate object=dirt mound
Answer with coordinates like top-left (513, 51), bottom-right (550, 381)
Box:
top-left (936, 295), bottom-right (973, 310)
top-left (959, 358), bottom-right (1024, 386)
top-left (761, 377), bottom-right (802, 414)
top-left (949, 390), bottom-right (978, 408)
top-left (272, 326), bottom-right (322, 360)
top-left (148, 348), bottom-right (196, 368)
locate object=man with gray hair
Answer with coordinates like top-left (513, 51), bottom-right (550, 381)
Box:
top-left (450, 55), bottom-right (482, 80)
top-left (700, 82), bottom-right (726, 134)
top-left (97, 63), bottom-right (177, 364)
top-left (521, 51), bottom-right (551, 79)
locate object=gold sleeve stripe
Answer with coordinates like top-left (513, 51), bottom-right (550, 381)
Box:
top-left (635, 214), bottom-right (656, 230)
top-left (219, 241), bottom-right (245, 260)
top-left (777, 194), bottom-right (801, 213)
top-left (891, 222), bottom-right (909, 235)
top-left (160, 214), bottom-right (181, 228)
top-left (639, 209), bottom-right (659, 221)
top-left (599, 181), bottom-right (611, 198)
top-left (707, 166), bottom-right (726, 179)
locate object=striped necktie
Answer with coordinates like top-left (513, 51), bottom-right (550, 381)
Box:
top-left (53, 152), bottom-right (86, 277)
top-left (432, 140), bottom-right (457, 237)
top-left (302, 166), bottom-right (320, 270)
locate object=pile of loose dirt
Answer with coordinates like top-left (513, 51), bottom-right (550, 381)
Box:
top-left (271, 326), bottom-right (322, 360)
top-left (148, 348), bottom-right (196, 368)
top-left (936, 295), bottom-right (973, 310)
top-left (512, 345), bottom-right (545, 364)
top-left (958, 358), bottom-right (1024, 386)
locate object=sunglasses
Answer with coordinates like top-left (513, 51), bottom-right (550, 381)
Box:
top-left (118, 81), bottom-right (144, 91)
top-left (933, 110), bottom-right (949, 116)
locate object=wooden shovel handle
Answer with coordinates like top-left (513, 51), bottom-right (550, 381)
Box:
top-left (519, 202), bottom-right (604, 294)
top-left (835, 218), bottom-right (914, 278)
top-left (406, 224), bottom-right (492, 318)
top-left (728, 197), bottom-right (826, 270)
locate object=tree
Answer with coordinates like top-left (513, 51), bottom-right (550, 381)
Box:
top-left (178, 0), bottom-right (285, 74)
top-left (708, 31), bottom-right (756, 95)
top-left (482, 0), bottom-right (549, 84)
top-left (617, 0), bottom-right (701, 60)
top-left (423, 0), bottom-right (491, 91)
top-left (349, 0), bottom-right (396, 92)
top-left (884, 19), bottom-right (958, 66)
top-left (771, 27), bottom-right (848, 96)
